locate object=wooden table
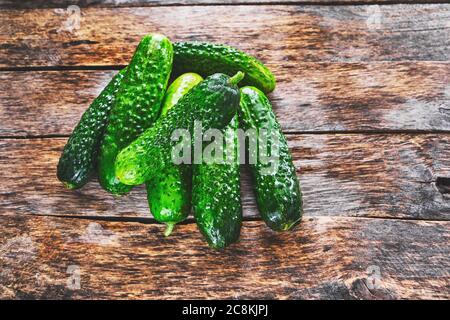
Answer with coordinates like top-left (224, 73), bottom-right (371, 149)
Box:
top-left (0, 0), bottom-right (449, 300)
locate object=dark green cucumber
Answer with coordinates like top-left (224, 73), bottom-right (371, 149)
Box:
top-left (239, 86), bottom-right (303, 231)
top-left (192, 116), bottom-right (242, 249)
top-left (98, 34), bottom-right (173, 195)
top-left (115, 72), bottom-right (244, 186)
top-left (57, 68), bottom-right (127, 189)
top-left (173, 42), bottom-right (276, 93)
top-left (146, 73), bottom-right (203, 236)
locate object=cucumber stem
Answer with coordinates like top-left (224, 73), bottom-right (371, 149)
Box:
top-left (63, 181), bottom-right (78, 190)
top-left (164, 222), bottom-right (175, 237)
top-left (282, 217), bottom-right (302, 231)
top-left (229, 71), bottom-right (245, 85)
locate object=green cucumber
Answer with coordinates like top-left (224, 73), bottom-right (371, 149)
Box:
top-left (98, 34), bottom-right (173, 195)
top-left (146, 165), bottom-right (191, 236)
top-left (160, 72), bottom-right (203, 117)
top-left (57, 68), bottom-right (127, 189)
top-left (115, 72), bottom-right (244, 186)
top-left (173, 42), bottom-right (276, 93)
top-left (146, 73), bottom-right (203, 236)
top-left (239, 86), bottom-right (303, 231)
top-left (192, 116), bottom-right (242, 249)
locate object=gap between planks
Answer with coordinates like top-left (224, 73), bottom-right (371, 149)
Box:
top-left (0, 60), bottom-right (449, 72)
top-left (1, 130), bottom-right (450, 140)
top-left (24, 212), bottom-right (450, 225)
top-left (1, 1), bottom-right (449, 10)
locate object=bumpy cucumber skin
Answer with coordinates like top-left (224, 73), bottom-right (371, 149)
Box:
top-left (57, 68), bottom-right (127, 189)
top-left (146, 73), bottom-right (203, 235)
top-left (173, 42), bottom-right (276, 93)
top-left (239, 86), bottom-right (302, 231)
top-left (192, 116), bottom-right (242, 249)
top-left (115, 73), bottom-right (242, 186)
top-left (98, 34), bottom-right (173, 195)
top-left (146, 165), bottom-right (191, 233)
top-left (160, 72), bottom-right (203, 116)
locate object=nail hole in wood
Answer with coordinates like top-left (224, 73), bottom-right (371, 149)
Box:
top-left (435, 177), bottom-right (450, 194)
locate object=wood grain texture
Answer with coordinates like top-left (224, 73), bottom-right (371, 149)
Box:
top-left (0, 214), bottom-right (448, 299)
top-left (0, 4), bottom-right (449, 68)
top-left (1, 63), bottom-right (449, 136)
top-left (0, 134), bottom-right (448, 220)
top-left (0, 0), bottom-right (448, 301)
top-left (0, 0), bottom-right (439, 9)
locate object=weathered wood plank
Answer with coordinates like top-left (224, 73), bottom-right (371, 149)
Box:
top-left (0, 5), bottom-right (448, 68)
top-left (0, 215), bottom-right (448, 299)
top-left (0, 0), bottom-right (437, 10)
top-left (1, 63), bottom-right (449, 136)
top-left (0, 134), bottom-right (448, 220)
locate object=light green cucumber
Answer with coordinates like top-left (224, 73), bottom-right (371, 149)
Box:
top-left (146, 73), bottom-right (203, 236)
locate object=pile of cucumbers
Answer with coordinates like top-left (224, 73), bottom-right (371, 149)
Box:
top-left (57, 34), bottom-right (303, 249)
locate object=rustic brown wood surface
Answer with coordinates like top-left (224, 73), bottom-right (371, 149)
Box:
top-left (1, 63), bottom-right (449, 136)
top-left (0, 0), bottom-right (442, 9)
top-left (1, 215), bottom-right (448, 299)
top-left (1, 4), bottom-right (449, 68)
top-left (0, 0), bottom-right (449, 300)
top-left (0, 134), bottom-right (448, 220)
